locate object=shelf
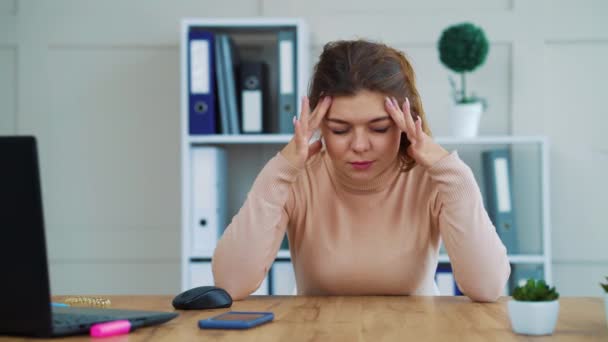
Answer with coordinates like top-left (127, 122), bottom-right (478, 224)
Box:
top-left (187, 135), bottom-right (547, 145)
top-left (183, 17), bottom-right (306, 28)
top-left (438, 254), bottom-right (546, 264)
top-left (435, 136), bottom-right (547, 145)
top-left (189, 253), bottom-right (545, 263)
top-left (190, 249), bottom-right (291, 260)
top-left (189, 134), bottom-right (293, 145)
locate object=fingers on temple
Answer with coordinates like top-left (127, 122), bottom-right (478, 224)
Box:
top-left (385, 97), bottom-right (406, 131)
top-left (415, 115), bottom-right (423, 136)
top-left (293, 116), bottom-right (303, 145)
top-left (402, 97), bottom-right (417, 136)
top-left (311, 96), bottom-right (332, 129)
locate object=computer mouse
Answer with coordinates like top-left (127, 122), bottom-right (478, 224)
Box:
top-left (172, 286), bottom-right (232, 310)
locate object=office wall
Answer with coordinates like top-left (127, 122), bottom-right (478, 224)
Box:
top-left (0, 0), bottom-right (606, 295)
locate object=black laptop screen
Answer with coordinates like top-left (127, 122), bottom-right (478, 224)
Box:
top-left (0, 136), bottom-right (53, 336)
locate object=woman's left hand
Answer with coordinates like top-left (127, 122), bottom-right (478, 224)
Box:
top-left (385, 96), bottom-right (449, 168)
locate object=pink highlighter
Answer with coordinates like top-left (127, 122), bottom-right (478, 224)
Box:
top-left (90, 320), bottom-right (143, 338)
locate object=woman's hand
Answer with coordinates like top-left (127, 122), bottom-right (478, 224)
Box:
top-left (385, 97), bottom-right (449, 168)
top-left (281, 96), bottom-right (332, 169)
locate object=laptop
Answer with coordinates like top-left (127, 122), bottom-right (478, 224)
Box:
top-left (0, 136), bottom-right (178, 337)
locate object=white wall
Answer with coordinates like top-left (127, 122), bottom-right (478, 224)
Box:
top-left (0, 0), bottom-right (606, 296)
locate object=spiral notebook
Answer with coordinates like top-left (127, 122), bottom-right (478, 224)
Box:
top-left (0, 136), bottom-right (178, 337)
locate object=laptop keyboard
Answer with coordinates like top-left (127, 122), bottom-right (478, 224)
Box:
top-left (52, 312), bottom-right (116, 328)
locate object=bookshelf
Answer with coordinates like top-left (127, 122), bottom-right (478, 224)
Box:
top-left (180, 18), bottom-right (309, 295)
top-left (180, 19), bottom-right (552, 296)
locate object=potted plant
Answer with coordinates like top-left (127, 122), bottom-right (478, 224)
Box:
top-left (438, 22), bottom-right (489, 137)
top-left (508, 279), bottom-right (560, 335)
top-left (601, 277), bottom-right (608, 326)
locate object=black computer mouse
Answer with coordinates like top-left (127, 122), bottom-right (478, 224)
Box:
top-left (172, 286), bottom-right (232, 310)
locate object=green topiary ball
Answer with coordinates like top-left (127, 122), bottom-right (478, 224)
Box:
top-left (438, 22), bottom-right (489, 73)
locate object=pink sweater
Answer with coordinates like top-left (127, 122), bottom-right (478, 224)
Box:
top-left (212, 150), bottom-right (510, 302)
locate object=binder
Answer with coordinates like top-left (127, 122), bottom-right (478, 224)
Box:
top-left (482, 149), bottom-right (519, 253)
top-left (253, 276), bottom-right (270, 295)
top-left (215, 34), bottom-right (241, 134)
top-left (435, 263), bottom-right (463, 296)
top-left (240, 61), bottom-right (269, 133)
top-left (270, 260), bottom-right (296, 295)
top-left (214, 34), bottom-right (230, 134)
top-left (277, 30), bottom-right (297, 134)
top-left (221, 35), bottom-right (241, 134)
top-left (191, 147), bottom-right (227, 257)
top-left (188, 29), bottom-right (217, 135)
top-left (189, 261), bottom-right (214, 289)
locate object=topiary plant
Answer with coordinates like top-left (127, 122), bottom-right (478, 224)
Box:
top-left (513, 279), bottom-right (559, 301)
top-left (438, 22), bottom-right (489, 105)
top-left (601, 277), bottom-right (608, 293)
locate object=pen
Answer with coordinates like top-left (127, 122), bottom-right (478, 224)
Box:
top-left (90, 320), bottom-right (144, 338)
top-left (51, 302), bottom-right (69, 307)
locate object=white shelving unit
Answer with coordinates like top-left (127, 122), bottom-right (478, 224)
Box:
top-left (180, 20), bottom-right (551, 295)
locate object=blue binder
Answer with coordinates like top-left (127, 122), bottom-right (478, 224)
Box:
top-left (482, 149), bottom-right (518, 253)
top-left (188, 29), bottom-right (217, 135)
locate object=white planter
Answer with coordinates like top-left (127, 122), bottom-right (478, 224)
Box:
top-left (507, 299), bottom-right (559, 336)
top-left (449, 102), bottom-right (483, 138)
top-left (605, 293), bottom-right (608, 327)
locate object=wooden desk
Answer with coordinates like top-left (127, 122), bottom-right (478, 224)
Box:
top-left (1, 296), bottom-right (606, 341)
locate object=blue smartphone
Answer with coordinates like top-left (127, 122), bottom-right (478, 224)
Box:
top-left (198, 311), bottom-right (274, 330)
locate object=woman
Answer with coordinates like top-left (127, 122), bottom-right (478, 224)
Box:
top-left (212, 39), bottom-right (510, 302)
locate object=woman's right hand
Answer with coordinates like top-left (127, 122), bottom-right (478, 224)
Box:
top-left (280, 96), bottom-right (332, 169)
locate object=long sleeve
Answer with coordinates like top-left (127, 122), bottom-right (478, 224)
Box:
top-left (212, 152), bottom-right (300, 300)
top-left (427, 151), bottom-right (511, 302)
top-left (212, 153), bottom-right (299, 300)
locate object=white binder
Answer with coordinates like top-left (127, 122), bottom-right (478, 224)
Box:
top-left (436, 272), bottom-right (456, 296)
top-left (191, 147), bottom-right (227, 257)
top-left (240, 62), bottom-right (268, 133)
top-left (189, 262), bottom-right (214, 288)
top-left (271, 261), bottom-right (296, 295)
top-left (253, 277), bottom-right (270, 296)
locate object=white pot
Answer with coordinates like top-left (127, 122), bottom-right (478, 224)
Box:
top-left (449, 102), bottom-right (483, 138)
top-left (507, 299), bottom-right (559, 335)
top-left (605, 293), bottom-right (608, 327)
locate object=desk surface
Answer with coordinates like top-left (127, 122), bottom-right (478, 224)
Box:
top-left (1, 296), bottom-right (606, 341)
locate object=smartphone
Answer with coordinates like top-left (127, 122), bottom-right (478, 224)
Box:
top-left (198, 311), bottom-right (274, 330)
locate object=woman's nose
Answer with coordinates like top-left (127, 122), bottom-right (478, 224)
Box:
top-left (351, 131), bottom-right (371, 153)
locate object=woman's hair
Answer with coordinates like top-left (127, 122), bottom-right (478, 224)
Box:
top-left (308, 39), bottom-right (431, 171)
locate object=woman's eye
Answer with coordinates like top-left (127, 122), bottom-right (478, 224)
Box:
top-left (372, 127), bottom-right (390, 133)
top-left (331, 129), bottom-right (349, 135)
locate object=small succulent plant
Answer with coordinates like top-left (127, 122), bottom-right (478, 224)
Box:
top-left (513, 279), bottom-right (559, 301)
top-left (601, 277), bottom-right (608, 293)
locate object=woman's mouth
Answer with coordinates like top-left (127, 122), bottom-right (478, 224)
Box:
top-left (350, 161), bottom-right (374, 170)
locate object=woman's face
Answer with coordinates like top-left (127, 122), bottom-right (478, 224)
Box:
top-left (321, 89), bottom-right (402, 181)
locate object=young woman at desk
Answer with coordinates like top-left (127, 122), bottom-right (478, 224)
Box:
top-left (212, 40), bottom-right (510, 302)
